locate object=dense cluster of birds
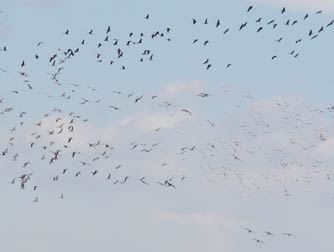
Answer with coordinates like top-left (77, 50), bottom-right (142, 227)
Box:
top-left (0, 3), bottom-right (333, 225)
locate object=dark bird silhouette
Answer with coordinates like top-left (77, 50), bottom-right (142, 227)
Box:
top-left (239, 22), bottom-right (247, 31)
top-left (267, 19), bottom-right (275, 25)
top-left (139, 177), bottom-right (149, 185)
top-left (256, 27), bottom-right (263, 33)
top-left (253, 239), bottom-right (264, 243)
top-left (245, 228), bottom-right (255, 234)
top-left (164, 180), bottom-right (176, 188)
top-left (327, 20), bottom-right (334, 27)
top-left (180, 109), bottom-right (192, 115)
top-left (121, 176), bottom-right (129, 184)
top-left (264, 231), bottom-right (275, 237)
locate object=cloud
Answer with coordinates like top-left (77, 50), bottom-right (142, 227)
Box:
top-left (131, 111), bottom-right (194, 131)
top-left (160, 81), bottom-right (204, 100)
top-left (155, 212), bottom-right (239, 227)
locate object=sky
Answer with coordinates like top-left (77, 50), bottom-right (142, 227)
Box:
top-left (0, 0), bottom-right (334, 251)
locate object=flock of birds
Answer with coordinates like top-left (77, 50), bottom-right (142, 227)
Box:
top-left (0, 4), bottom-right (333, 244)
top-left (244, 228), bottom-right (294, 244)
top-left (191, 5), bottom-right (333, 69)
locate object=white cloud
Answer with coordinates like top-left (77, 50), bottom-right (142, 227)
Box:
top-left (133, 111), bottom-right (193, 131)
top-left (160, 81), bottom-right (204, 100)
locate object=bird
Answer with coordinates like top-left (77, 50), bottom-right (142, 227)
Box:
top-left (198, 93), bottom-right (210, 97)
top-left (264, 231), bottom-right (275, 237)
top-left (247, 6), bottom-right (253, 12)
top-left (180, 109), bottom-right (192, 115)
top-left (202, 58), bottom-right (209, 64)
top-left (267, 19), bottom-right (275, 25)
top-left (109, 105), bottom-right (121, 111)
top-left (139, 177), bottom-right (149, 185)
top-left (256, 27), bottom-right (263, 33)
top-left (253, 239), bottom-right (264, 243)
top-left (327, 20), bottom-right (334, 27)
top-left (135, 95), bottom-right (144, 103)
top-left (164, 180), bottom-right (176, 188)
top-left (239, 22), bottom-right (247, 31)
top-left (245, 228), bottom-right (255, 234)
top-left (121, 176), bottom-right (129, 184)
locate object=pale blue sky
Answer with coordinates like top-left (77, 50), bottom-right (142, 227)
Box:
top-left (0, 1), bottom-right (334, 251)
